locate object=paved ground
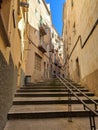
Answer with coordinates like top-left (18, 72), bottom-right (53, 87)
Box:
top-left (4, 117), bottom-right (98, 130)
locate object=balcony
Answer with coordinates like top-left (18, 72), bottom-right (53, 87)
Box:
top-left (50, 43), bottom-right (54, 53)
top-left (38, 38), bottom-right (47, 53)
top-left (58, 62), bottom-right (62, 68)
top-left (39, 23), bottom-right (47, 36)
top-left (54, 59), bottom-right (58, 66)
top-left (20, 2), bottom-right (29, 7)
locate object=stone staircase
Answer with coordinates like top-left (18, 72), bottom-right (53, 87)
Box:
top-left (4, 78), bottom-right (98, 130)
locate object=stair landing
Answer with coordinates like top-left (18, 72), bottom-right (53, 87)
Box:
top-left (4, 117), bottom-right (98, 130)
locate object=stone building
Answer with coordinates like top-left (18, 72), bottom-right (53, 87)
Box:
top-left (62, 0), bottom-right (98, 95)
top-left (51, 26), bottom-right (64, 77)
top-left (25, 0), bottom-right (52, 82)
top-left (0, 0), bottom-right (28, 129)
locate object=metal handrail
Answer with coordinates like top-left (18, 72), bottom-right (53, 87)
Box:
top-left (56, 75), bottom-right (98, 130)
top-left (56, 75), bottom-right (98, 116)
top-left (60, 76), bottom-right (98, 110)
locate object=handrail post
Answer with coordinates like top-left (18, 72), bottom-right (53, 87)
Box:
top-left (95, 104), bottom-right (97, 111)
top-left (89, 112), bottom-right (96, 130)
top-left (68, 89), bottom-right (72, 122)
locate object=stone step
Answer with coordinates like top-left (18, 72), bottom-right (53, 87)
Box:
top-left (23, 81), bottom-right (82, 87)
top-left (4, 117), bottom-right (98, 130)
top-left (5, 78), bottom-right (98, 130)
top-left (8, 104), bottom-right (98, 119)
top-left (36, 81), bottom-right (62, 84)
top-left (15, 92), bottom-right (94, 97)
top-left (8, 111), bottom-right (93, 119)
top-left (13, 96), bottom-right (98, 101)
top-left (25, 83), bottom-right (63, 87)
top-left (21, 86), bottom-right (85, 89)
top-left (13, 99), bottom-right (98, 105)
top-left (33, 83), bottom-right (81, 87)
top-left (13, 95), bottom-right (98, 105)
top-left (16, 91), bottom-right (93, 94)
top-left (17, 88), bottom-right (89, 92)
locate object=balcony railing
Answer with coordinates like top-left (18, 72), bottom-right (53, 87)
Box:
top-left (39, 23), bottom-right (47, 36)
top-left (38, 38), bottom-right (47, 53)
top-left (54, 58), bottom-right (62, 68)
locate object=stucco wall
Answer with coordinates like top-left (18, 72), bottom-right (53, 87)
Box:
top-left (0, 0), bottom-right (25, 129)
top-left (63, 0), bottom-right (98, 96)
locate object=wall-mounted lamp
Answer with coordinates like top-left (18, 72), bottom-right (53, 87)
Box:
top-left (0, 0), bottom-right (2, 8)
top-left (20, 2), bottom-right (29, 8)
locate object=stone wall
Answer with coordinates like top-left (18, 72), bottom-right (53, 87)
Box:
top-left (82, 70), bottom-right (98, 96)
top-left (0, 52), bottom-right (17, 130)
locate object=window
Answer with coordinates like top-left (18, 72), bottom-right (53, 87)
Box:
top-left (76, 58), bottom-right (81, 81)
top-left (52, 33), bottom-right (54, 38)
top-left (17, 0), bottom-right (20, 15)
top-left (35, 53), bottom-right (42, 71)
top-left (71, 0), bottom-right (74, 7)
top-left (40, 15), bottom-right (43, 24)
top-left (12, 9), bottom-right (16, 28)
top-left (66, 25), bottom-right (67, 34)
top-left (38, 0), bottom-right (40, 4)
top-left (73, 22), bottom-right (76, 34)
top-left (68, 21), bottom-right (70, 28)
top-left (35, 9), bottom-right (37, 14)
top-left (35, 9), bottom-right (38, 17)
top-left (68, 37), bottom-right (71, 45)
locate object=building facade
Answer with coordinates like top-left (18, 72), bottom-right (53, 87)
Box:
top-left (63, 0), bottom-right (98, 95)
top-left (25, 0), bottom-right (52, 82)
top-left (0, 0), bottom-right (28, 129)
top-left (51, 26), bottom-right (64, 77)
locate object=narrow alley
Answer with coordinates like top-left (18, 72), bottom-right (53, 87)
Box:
top-left (0, 0), bottom-right (98, 130)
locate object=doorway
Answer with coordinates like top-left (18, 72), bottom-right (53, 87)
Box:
top-left (44, 62), bottom-right (46, 78)
top-left (76, 58), bottom-right (81, 82)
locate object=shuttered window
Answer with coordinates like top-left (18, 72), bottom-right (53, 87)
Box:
top-left (35, 53), bottom-right (42, 71)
